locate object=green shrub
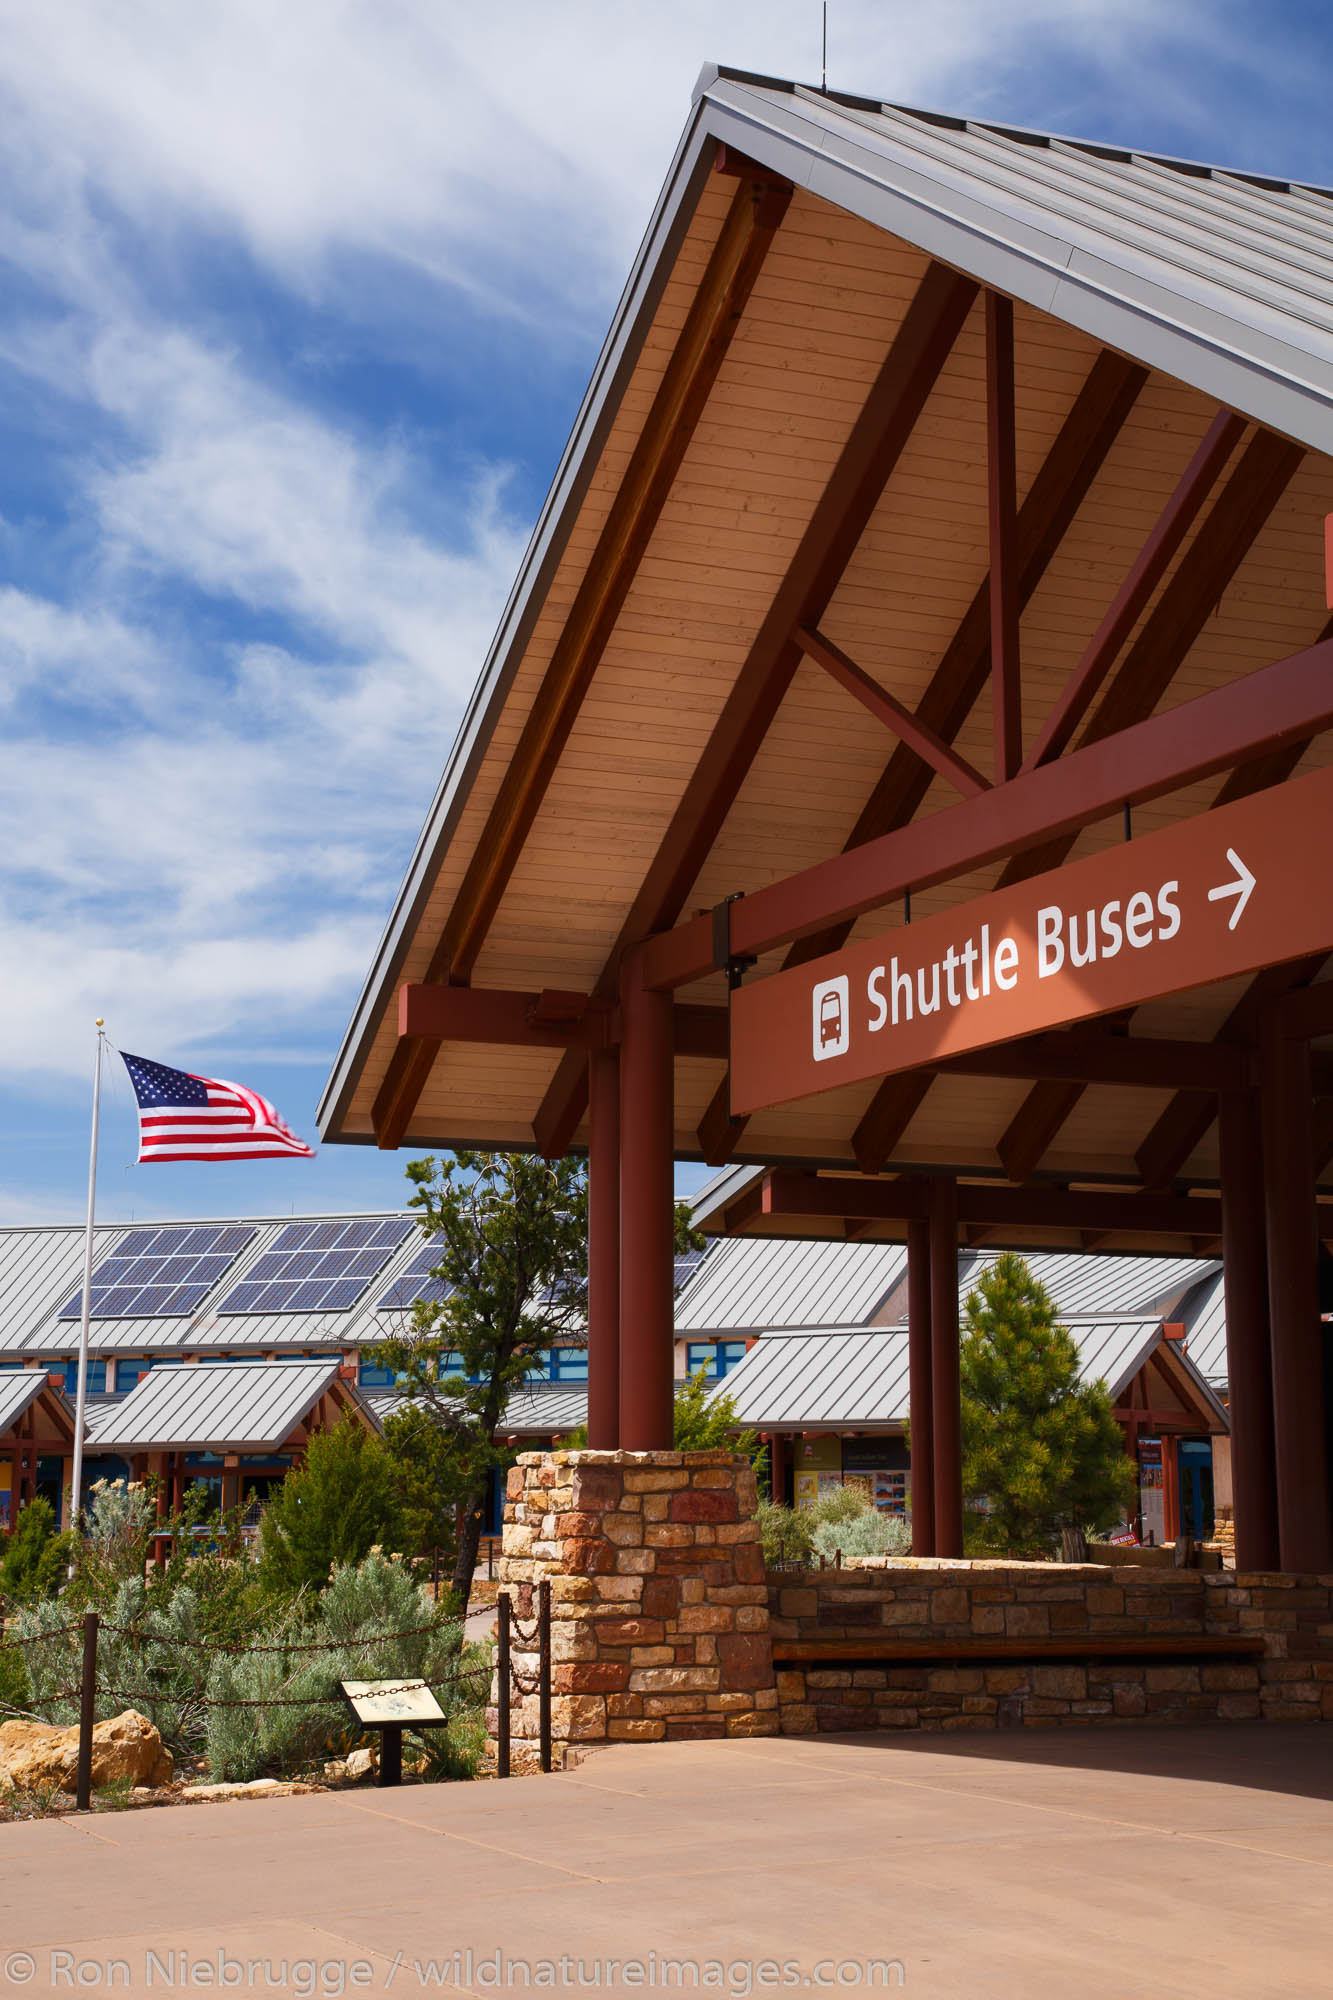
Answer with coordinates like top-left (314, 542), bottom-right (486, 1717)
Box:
top-left (811, 1509), bottom-right (911, 1561)
top-left (0, 1500), bottom-right (71, 1606)
top-left (205, 1553), bottom-right (485, 1782)
top-left (259, 1419), bottom-right (404, 1594)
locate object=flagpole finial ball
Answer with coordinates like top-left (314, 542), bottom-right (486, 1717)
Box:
top-left (95, 1018), bottom-right (104, 1027)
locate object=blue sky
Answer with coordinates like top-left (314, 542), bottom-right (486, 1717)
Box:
top-left (1, 0), bottom-right (1330, 1225)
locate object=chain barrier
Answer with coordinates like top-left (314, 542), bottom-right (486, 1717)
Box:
top-left (38, 1668), bottom-right (495, 1712)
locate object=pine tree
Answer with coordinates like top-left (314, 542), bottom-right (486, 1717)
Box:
top-left (959, 1252), bottom-right (1137, 1556)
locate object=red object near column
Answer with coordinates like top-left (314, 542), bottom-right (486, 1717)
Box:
top-left (907, 1213), bottom-right (936, 1556)
top-left (618, 952), bottom-right (675, 1451)
top-left (1162, 1437), bottom-right (1182, 1544)
top-left (1260, 1020), bottom-right (1333, 1572)
top-left (586, 1047), bottom-right (621, 1449)
top-left (929, 1177), bottom-right (963, 1557)
top-left (1218, 1090), bottom-right (1280, 1570)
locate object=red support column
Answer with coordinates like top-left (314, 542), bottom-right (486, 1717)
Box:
top-left (618, 952), bottom-right (675, 1451)
top-left (1260, 1019), bottom-right (1332, 1571)
top-left (907, 1213), bottom-right (936, 1556)
top-left (929, 1177), bottom-right (963, 1556)
top-left (1218, 1089), bottom-right (1280, 1570)
top-left (1162, 1437), bottom-right (1182, 1544)
top-left (586, 1047), bottom-right (621, 1449)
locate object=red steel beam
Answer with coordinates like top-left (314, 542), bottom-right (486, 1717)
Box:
top-left (986, 292), bottom-right (1022, 781)
top-left (533, 262), bottom-right (981, 1156)
top-left (1025, 409), bottom-right (1247, 770)
top-left (757, 1167), bottom-right (1224, 1237)
top-left (642, 631), bottom-right (1333, 991)
top-left (699, 348), bottom-right (1147, 1165)
top-left (795, 626), bottom-right (989, 797)
top-left (398, 983), bottom-right (727, 1059)
top-left (371, 171), bottom-right (792, 1149)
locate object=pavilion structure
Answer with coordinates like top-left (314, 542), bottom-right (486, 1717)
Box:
top-left (320, 67), bottom-right (1333, 1575)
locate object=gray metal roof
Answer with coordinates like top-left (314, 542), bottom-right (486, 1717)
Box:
top-left (367, 1382), bottom-right (587, 1439)
top-left (0, 1211), bottom-right (433, 1361)
top-left (1178, 1270), bottom-right (1230, 1389)
top-left (0, 1369), bottom-right (62, 1438)
top-left (960, 1251), bottom-right (1216, 1321)
top-left (715, 1317), bottom-right (1228, 1431)
top-left (674, 1235), bottom-right (907, 1334)
top-left (88, 1358), bottom-right (369, 1454)
top-left (699, 67), bottom-right (1333, 455)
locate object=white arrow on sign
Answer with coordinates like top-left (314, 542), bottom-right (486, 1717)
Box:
top-left (1207, 847), bottom-right (1256, 930)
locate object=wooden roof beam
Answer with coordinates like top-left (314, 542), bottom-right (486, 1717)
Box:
top-left (533, 260), bottom-right (981, 1156)
top-left (371, 169), bottom-right (792, 1148)
top-left (701, 346), bottom-right (1148, 1165)
top-left (938, 427), bottom-right (1306, 1180)
top-left (986, 291), bottom-right (1022, 782)
top-left (794, 627), bottom-right (989, 797)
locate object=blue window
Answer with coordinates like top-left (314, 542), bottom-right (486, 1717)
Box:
top-left (439, 1350), bottom-right (475, 1382)
top-left (549, 1347), bottom-right (588, 1381)
top-left (686, 1341), bottom-right (747, 1380)
top-left (358, 1360), bottom-right (399, 1388)
top-left (63, 1360), bottom-right (107, 1395)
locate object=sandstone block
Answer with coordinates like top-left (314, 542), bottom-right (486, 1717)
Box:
top-left (677, 1605), bottom-right (735, 1634)
top-left (1112, 1683), bottom-right (1147, 1717)
top-left (623, 1470), bottom-right (690, 1492)
top-left (570, 1468), bottom-right (623, 1513)
top-left (929, 1588), bottom-right (969, 1625)
top-left (668, 1488), bottom-right (738, 1525)
top-left (717, 1633), bottom-right (774, 1691)
top-left (1145, 1667), bottom-right (1200, 1693)
top-left (592, 1617), bottom-right (665, 1647)
top-left (641, 1577), bottom-right (680, 1620)
top-left (629, 1647), bottom-right (676, 1667)
top-left (644, 1694), bottom-right (708, 1717)
top-left (607, 1720), bottom-right (667, 1741)
top-left (779, 1706), bottom-right (819, 1734)
top-left (727, 1710), bottom-right (780, 1738)
top-left (562, 1538), bottom-right (619, 1575)
top-left (615, 1550), bottom-right (657, 1575)
top-left (644, 1524), bottom-right (695, 1549)
top-left (1031, 1667), bottom-right (1087, 1700)
top-left (627, 1666), bottom-right (718, 1692)
top-left (1004, 1605), bottom-right (1050, 1638)
top-left (554, 1663), bottom-right (629, 1695)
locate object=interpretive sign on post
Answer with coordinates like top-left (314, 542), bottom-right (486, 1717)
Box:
top-left (339, 1679), bottom-right (447, 1789)
top-left (731, 762), bottom-right (1333, 1116)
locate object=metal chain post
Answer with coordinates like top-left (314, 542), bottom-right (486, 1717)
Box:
top-left (76, 1611), bottom-right (98, 1811)
top-left (539, 1578), bottom-right (552, 1774)
top-left (497, 1592), bottom-right (511, 1778)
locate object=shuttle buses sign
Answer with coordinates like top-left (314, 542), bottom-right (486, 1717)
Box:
top-left (730, 762), bottom-right (1333, 1117)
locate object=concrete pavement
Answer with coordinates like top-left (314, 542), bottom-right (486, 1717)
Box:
top-left (1, 1724), bottom-right (1330, 1997)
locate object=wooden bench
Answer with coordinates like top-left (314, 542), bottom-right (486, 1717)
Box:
top-left (772, 1634), bottom-right (1266, 1669)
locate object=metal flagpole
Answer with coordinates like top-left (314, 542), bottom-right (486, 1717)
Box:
top-left (69, 1020), bottom-right (106, 1547)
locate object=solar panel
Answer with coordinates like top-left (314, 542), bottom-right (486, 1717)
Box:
top-left (57, 1224), bottom-right (258, 1319)
top-left (674, 1245), bottom-right (712, 1292)
top-left (376, 1237), bottom-right (455, 1311)
top-left (217, 1218), bottom-right (414, 1314)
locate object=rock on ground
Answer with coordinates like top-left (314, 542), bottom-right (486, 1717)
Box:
top-left (0, 1711), bottom-right (173, 1794)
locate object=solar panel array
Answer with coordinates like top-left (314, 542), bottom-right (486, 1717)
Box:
top-left (220, 1218), bottom-right (413, 1315)
top-left (377, 1238), bottom-right (454, 1311)
top-left (58, 1225), bottom-right (257, 1321)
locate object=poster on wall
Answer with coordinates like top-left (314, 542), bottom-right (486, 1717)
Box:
top-left (794, 1471), bottom-right (820, 1511)
top-left (871, 1471), bottom-right (909, 1516)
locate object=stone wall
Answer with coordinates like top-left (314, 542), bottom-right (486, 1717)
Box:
top-left (769, 1559), bottom-right (1333, 1733)
top-left (492, 1450), bottom-right (778, 1765)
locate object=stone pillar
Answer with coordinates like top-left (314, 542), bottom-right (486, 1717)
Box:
top-left (491, 1449), bottom-right (777, 1767)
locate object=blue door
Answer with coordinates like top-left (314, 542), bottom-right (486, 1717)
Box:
top-left (1178, 1439), bottom-right (1215, 1539)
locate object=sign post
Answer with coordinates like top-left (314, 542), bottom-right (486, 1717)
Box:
top-left (731, 763), bottom-right (1333, 1117)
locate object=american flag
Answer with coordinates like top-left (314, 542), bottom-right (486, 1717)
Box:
top-left (120, 1052), bottom-right (315, 1164)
